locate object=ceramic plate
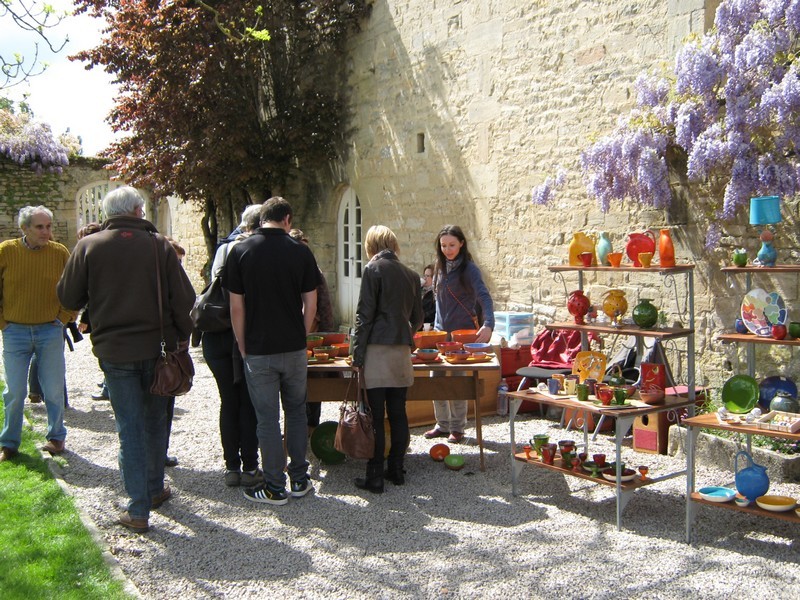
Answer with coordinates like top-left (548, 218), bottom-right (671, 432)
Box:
top-left (698, 486), bottom-right (736, 503)
top-left (592, 400), bottom-right (633, 409)
top-left (755, 495), bottom-right (797, 512)
top-left (721, 374), bottom-right (759, 414)
top-left (601, 468), bottom-right (636, 482)
top-left (573, 351), bottom-right (607, 382)
top-left (308, 357), bottom-right (335, 365)
top-left (741, 288), bottom-right (787, 336)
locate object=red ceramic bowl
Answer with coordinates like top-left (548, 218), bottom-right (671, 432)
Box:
top-left (318, 332), bottom-right (347, 345)
top-left (430, 443), bottom-right (450, 461)
top-left (413, 330), bottom-right (448, 349)
top-left (639, 386), bottom-right (666, 404)
top-left (436, 341), bottom-right (463, 353)
top-left (332, 342), bottom-right (350, 355)
top-left (451, 329), bottom-right (479, 344)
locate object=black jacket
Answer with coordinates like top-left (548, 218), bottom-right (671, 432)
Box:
top-left (351, 250), bottom-right (424, 367)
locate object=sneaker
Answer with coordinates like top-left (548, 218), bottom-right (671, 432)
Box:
top-left (243, 483), bottom-right (288, 505)
top-left (240, 469), bottom-right (264, 487)
top-left (423, 427), bottom-right (449, 439)
top-left (290, 477), bottom-right (313, 498)
top-left (224, 470), bottom-right (241, 487)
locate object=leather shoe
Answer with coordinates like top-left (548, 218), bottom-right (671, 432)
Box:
top-left (28, 393), bottom-right (43, 403)
top-left (91, 391), bottom-right (109, 401)
top-left (164, 455), bottom-right (178, 467)
top-left (118, 511), bottom-right (149, 533)
top-left (42, 439), bottom-right (65, 454)
top-left (423, 427), bottom-right (449, 439)
top-left (0, 447), bottom-right (19, 462)
top-left (447, 432), bottom-right (465, 444)
top-left (151, 484), bottom-right (172, 509)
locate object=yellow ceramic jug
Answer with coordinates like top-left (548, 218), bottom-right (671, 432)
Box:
top-left (601, 289), bottom-right (628, 321)
top-left (568, 232), bottom-right (597, 266)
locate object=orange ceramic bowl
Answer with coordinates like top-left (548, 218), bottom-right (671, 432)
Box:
top-left (445, 350), bottom-right (470, 363)
top-left (318, 332), bottom-right (347, 345)
top-left (306, 335), bottom-right (324, 350)
top-left (430, 443), bottom-right (450, 462)
top-left (413, 330), bottom-right (448, 349)
top-left (436, 341), bottom-right (463, 353)
top-left (332, 342), bottom-right (350, 355)
top-left (451, 329), bottom-right (479, 344)
top-left (315, 345), bottom-right (338, 358)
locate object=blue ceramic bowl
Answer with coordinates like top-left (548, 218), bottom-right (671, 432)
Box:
top-left (463, 342), bottom-right (491, 354)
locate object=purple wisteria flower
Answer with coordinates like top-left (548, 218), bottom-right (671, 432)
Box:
top-left (0, 113), bottom-right (69, 174)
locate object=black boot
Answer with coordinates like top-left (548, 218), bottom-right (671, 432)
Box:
top-left (355, 464), bottom-right (384, 494)
top-left (385, 460), bottom-right (405, 486)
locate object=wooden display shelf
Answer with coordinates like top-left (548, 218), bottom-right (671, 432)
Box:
top-left (689, 493), bottom-right (800, 523)
top-left (545, 321), bottom-right (693, 340)
top-left (717, 333), bottom-right (800, 346)
top-left (683, 413), bottom-right (800, 442)
top-left (513, 452), bottom-right (650, 490)
top-left (721, 265), bottom-right (800, 274)
top-left (550, 264), bottom-right (695, 274)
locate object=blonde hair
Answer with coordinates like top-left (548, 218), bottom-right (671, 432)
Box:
top-left (364, 225), bottom-right (399, 259)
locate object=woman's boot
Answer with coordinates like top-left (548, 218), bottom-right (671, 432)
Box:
top-left (354, 463), bottom-right (384, 494)
top-left (385, 459), bottom-right (405, 486)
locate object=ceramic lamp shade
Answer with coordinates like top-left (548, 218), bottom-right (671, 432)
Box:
top-left (749, 196), bottom-right (782, 225)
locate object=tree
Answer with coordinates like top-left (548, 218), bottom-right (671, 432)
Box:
top-left (534, 0), bottom-right (800, 249)
top-left (1, 0), bottom-right (69, 89)
top-left (73, 0), bottom-right (370, 262)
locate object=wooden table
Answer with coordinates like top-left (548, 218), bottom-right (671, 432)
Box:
top-left (307, 356), bottom-right (500, 470)
top-left (507, 389), bottom-right (696, 530)
top-left (683, 413), bottom-right (800, 543)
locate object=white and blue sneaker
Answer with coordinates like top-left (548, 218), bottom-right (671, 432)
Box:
top-left (290, 477), bottom-right (313, 498)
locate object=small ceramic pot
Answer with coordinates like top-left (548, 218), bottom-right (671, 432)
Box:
top-left (578, 252), bottom-right (594, 267)
top-left (789, 321), bottom-right (800, 339)
top-left (638, 252), bottom-right (653, 268)
top-left (734, 318), bottom-right (749, 335)
top-left (592, 453), bottom-right (606, 467)
top-left (547, 378), bottom-right (560, 395)
top-left (732, 249), bottom-right (747, 267)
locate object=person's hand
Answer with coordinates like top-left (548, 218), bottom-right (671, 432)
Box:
top-left (475, 326), bottom-right (492, 344)
top-left (77, 323), bottom-right (88, 333)
top-left (351, 365), bottom-right (362, 374)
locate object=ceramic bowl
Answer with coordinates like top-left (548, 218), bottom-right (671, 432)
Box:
top-left (451, 329), bottom-right (479, 344)
top-left (415, 348), bottom-right (440, 362)
top-left (413, 330), bottom-right (448, 349)
top-left (317, 331), bottom-right (347, 345)
top-left (436, 341), bottom-right (463, 353)
top-left (306, 335), bottom-right (324, 350)
top-left (444, 454), bottom-right (465, 470)
top-left (445, 350), bottom-right (470, 363)
top-left (315, 345), bottom-right (338, 358)
top-left (755, 495), bottom-right (797, 512)
top-left (312, 352), bottom-right (329, 362)
top-left (332, 342), bottom-right (350, 355)
top-left (639, 387), bottom-right (666, 405)
top-left (463, 342), bottom-right (492, 354)
top-left (309, 421), bottom-right (346, 464)
top-left (698, 486), bottom-right (736, 503)
top-left (430, 443), bottom-right (450, 461)
top-left (602, 467), bottom-right (636, 482)
top-left (735, 496), bottom-right (751, 508)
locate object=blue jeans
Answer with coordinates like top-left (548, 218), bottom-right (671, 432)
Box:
top-left (1, 322), bottom-right (67, 450)
top-left (101, 357), bottom-right (168, 520)
top-left (243, 349), bottom-right (309, 487)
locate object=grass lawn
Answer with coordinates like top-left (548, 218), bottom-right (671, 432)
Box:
top-left (0, 399), bottom-right (133, 599)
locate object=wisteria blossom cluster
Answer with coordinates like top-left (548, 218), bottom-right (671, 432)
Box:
top-left (531, 167), bottom-right (567, 204)
top-left (539, 0), bottom-right (800, 248)
top-left (0, 108), bottom-right (69, 173)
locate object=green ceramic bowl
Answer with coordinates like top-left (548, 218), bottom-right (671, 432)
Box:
top-left (444, 454), bottom-right (465, 470)
top-left (310, 421), bottom-right (346, 464)
top-left (722, 374), bottom-right (760, 414)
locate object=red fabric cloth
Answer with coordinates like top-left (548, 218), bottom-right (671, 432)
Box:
top-left (528, 329), bottom-right (597, 369)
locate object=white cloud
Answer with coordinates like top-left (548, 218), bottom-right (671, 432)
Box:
top-left (1, 1), bottom-right (119, 156)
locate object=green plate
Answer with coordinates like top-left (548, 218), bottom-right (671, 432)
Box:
top-left (722, 374), bottom-right (759, 414)
top-left (310, 421), bottom-right (346, 464)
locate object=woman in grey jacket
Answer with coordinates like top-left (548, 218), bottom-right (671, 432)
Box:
top-left (350, 226), bottom-right (424, 493)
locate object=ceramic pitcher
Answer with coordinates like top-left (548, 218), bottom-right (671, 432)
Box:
top-left (626, 230), bottom-right (656, 267)
top-left (568, 232), bottom-right (596, 266)
top-left (596, 232), bottom-right (613, 266)
top-left (734, 450), bottom-right (770, 501)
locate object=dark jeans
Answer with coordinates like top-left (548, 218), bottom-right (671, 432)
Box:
top-left (366, 387), bottom-right (409, 469)
top-left (202, 330), bottom-right (259, 472)
top-left (100, 357), bottom-right (168, 520)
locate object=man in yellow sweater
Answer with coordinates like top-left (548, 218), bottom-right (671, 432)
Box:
top-left (0, 206), bottom-right (76, 462)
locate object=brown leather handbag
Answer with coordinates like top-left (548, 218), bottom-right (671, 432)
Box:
top-left (334, 373), bottom-right (374, 459)
top-left (149, 234), bottom-right (194, 397)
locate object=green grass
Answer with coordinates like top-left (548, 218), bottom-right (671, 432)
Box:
top-left (0, 401), bottom-right (133, 600)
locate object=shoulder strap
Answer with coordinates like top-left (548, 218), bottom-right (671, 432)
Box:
top-left (151, 233), bottom-right (166, 358)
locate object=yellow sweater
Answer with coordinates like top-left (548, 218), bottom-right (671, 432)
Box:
top-left (0, 238), bottom-right (77, 328)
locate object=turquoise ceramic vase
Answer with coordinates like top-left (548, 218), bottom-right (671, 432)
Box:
top-left (596, 232), bottom-right (612, 266)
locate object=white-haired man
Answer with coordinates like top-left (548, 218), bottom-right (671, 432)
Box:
top-left (0, 205), bottom-right (76, 461)
top-left (57, 186), bottom-right (195, 533)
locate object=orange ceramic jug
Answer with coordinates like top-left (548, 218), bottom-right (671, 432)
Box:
top-left (601, 289), bottom-right (628, 322)
top-left (658, 229), bottom-right (675, 267)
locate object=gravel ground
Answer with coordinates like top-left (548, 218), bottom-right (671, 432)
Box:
top-left (11, 340), bottom-right (800, 599)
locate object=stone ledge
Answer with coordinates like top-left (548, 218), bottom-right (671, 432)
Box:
top-left (668, 425), bottom-right (800, 483)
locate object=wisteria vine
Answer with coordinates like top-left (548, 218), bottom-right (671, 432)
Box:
top-left (0, 108), bottom-right (69, 174)
top-left (534, 0), bottom-right (800, 248)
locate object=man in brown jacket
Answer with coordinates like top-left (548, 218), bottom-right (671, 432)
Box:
top-left (57, 186), bottom-right (195, 533)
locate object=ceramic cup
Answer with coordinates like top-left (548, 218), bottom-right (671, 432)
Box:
top-left (547, 378), bottom-right (560, 395)
top-left (596, 384), bottom-right (614, 405)
top-left (540, 443), bottom-right (557, 465)
top-left (576, 383), bottom-right (589, 402)
top-left (593, 453), bottom-right (606, 467)
top-left (584, 378), bottom-right (598, 395)
top-left (607, 252), bottom-right (623, 268)
top-left (561, 451), bottom-right (575, 468)
top-left (613, 387), bottom-right (628, 405)
top-left (532, 434), bottom-right (549, 453)
top-left (578, 252), bottom-right (593, 267)
top-left (789, 321), bottom-right (800, 339)
top-left (638, 252), bottom-right (653, 268)
top-left (564, 378), bottom-right (577, 395)
top-left (552, 373), bottom-right (566, 390)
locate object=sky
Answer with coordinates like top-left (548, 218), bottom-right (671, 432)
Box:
top-left (0, 0), bottom-right (119, 156)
